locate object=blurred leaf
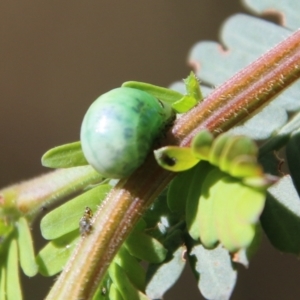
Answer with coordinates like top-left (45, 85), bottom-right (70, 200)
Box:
top-left (125, 231), bottom-right (167, 264)
top-left (0, 219), bottom-right (14, 249)
top-left (229, 155), bottom-right (262, 179)
top-left (228, 103), bottom-right (288, 140)
top-left (145, 245), bottom-right (186, 299)
top-left (189, 13), bottom-right (300, 140)
top-left (16, 217), bottom-right (38, 277)
top-left (167, 166), bottom-right (197, 213)
top-left (41, 184), bottom-right (111, 240)
top-left (42, 141), bottom-right (88, 169)
top-left (243, 0), bottom-right (300, 29)
top-left (286, 130), bottom-right (300, 195)
top-left (258, 111), bottom-right (300, 157)
top-left (122, 81), bottom-right (183, 104)
top-left (144, 190), bottom-right (178, 233)
top-left (92, 273), bottom-right (111, 300)
top-left (184, 162), bottom-right (214, 240)
top-left (261, 175), bottom-right (300, 254)
top-left (209, 134), bottom-right (231, 166)
top-left (231, 223), bottom-right (262, 268)
top-left (6, 239), bottom-right (22, 300)
top-left (108, 283), bottom-right (124, 300)
top-left (192, 130), bottom-right (214, 160)
top-left (154, 146), bottom-right (199, 172)
top-left (113, 246), bottom-right (146, 291)
top-left (191, 244), bottom-right (237, 300)
top-left (219, 135), bottom-right (258, 171)
top-left (36, 231), bottom-right (79, 276)
top-left (198, 169), bottom-right (265, 252)
top-left (190, 14), bottom-right (291, 84)
top-left (0, 267), bottom-right (6, 300)
top-left (108, 262), bottom-right (149, 300)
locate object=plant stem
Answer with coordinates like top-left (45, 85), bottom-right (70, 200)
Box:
top-left (46, 29), bottom-right (300, 300)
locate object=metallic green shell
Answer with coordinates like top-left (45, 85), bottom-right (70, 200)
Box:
top-left (80, 87), bottom-right (169, 178)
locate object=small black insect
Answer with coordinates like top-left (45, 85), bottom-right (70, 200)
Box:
top-left (79, 207), bottom-right (93, 237)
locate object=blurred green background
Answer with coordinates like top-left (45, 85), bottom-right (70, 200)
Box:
top-left (0, 1), bottom-right (299, 299)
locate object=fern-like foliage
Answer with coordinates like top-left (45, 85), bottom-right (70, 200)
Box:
top-left (1, 1), bottom-right (300, 300)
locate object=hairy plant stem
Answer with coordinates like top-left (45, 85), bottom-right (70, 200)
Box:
top-left (46, 30), bottom-right (300, 299)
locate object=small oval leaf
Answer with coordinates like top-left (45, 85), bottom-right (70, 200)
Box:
top-left (108, 262), bottom-right (145, 300)
top-left (41, 184), bottom-right (111, 240)
top-left (125, 232), bottom-right (167, 263)
top-left (42, 141), bottom-right (88, 169)
top-left (122, 81), bottom-right (183, 104)
top-left (17, 217), bottom-right (38, 276)
top-left (6, 239), bottom-right (22, 300)
top-left (36, 231), bottom-right (79, 276)
top-left (171, 95), bottom-right (197, 113)
top-left (113, 246), bottom-right (146, 291)
top-left (154, 146), bottom-right (200, 172)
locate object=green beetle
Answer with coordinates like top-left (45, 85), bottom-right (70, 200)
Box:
top-left (80, 87), bottom-right (174, 178)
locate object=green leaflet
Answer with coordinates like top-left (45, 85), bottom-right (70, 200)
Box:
top-left (108, 262), bottom-right (149, 300)
top-left (231, 223), bottom-right (262, 268)
top-left (121, 81), bottom-right (183, 104)
top-left (191, 244), bottom-right (237, 300)
top-left (92, 273), bottom-right (111, 300)
top-left (209, 133), bottom-right (231, 166)
top-left (198, 169), bottom-right (266, 252)
top-left (122, 72), bottom-right (202, 114)
top-left (108, 284), bottom-right (124, 300)
top-left (192, 130), bottom-right (214, 160)
top-left (41, 141), bottom-right (88, 169)
top-left (218, 135), bottom-right (258, 173)
top-left (171, 95), bottom-right (198, 113)
top-left (185, 162), bottom-right (214, 240)
top-left (125, 231), bottom-right (167, 264)
top-left (183, 71), bottom-right (203, 102)
top-left (6, 239), bottom-right (22, 300)
top-left (36, 231), bottom-right (79, 276)
top-left (16, 217), bottom-right (38, 277)
top-left (41, 184), bottom-right (111, 240)
top-left (0, 267), bottom-right (6, 300)
top-left (167, 165), bottom-right (198, 213)
top-left (113, 246), bottom-right (146, 292)
top-left (154, 146), bottom-right (200, 172)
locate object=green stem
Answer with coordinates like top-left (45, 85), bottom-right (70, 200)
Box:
top-left (46, 29), bottom-right (300, 299)
top-left (0, 166), bottom-right (102, 223)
